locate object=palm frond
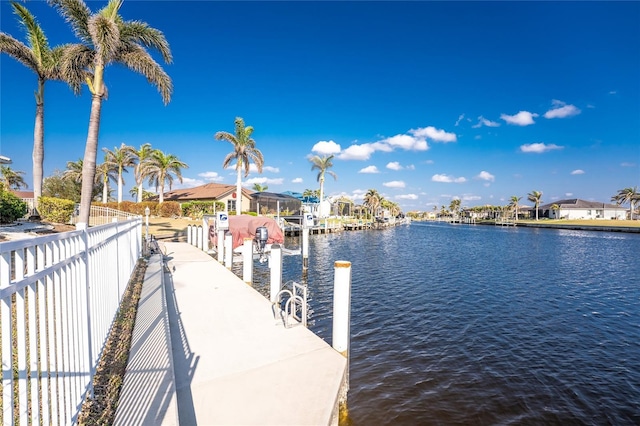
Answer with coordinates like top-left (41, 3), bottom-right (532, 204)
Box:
top-left (0, 33), bottom-right (39, 71)
top-left (47, 0), bottom-right (92, 44)
top-left (117, 46), bottom-right (172, 104)
top-left (120, 20), bottom-right (172, 63)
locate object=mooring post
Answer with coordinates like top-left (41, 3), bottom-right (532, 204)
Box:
top-left (217, 229), bottom-right (225, 263)
top-left (333, 260), bottom-right (352, 412)
top-left (243, 238), bottom-right (253, 284)
top-left (270, 244), bottom-right (283, 303)
top-left (224, 231), bottom-right (233, 268)
top-left (197, 225), bottom-right (203, 250)
top-left (187, 225), bottom-right (192, 245)
top-left (302, 227), bottom-right (310, 272)
top-left (191, 225), bottom-right (198, 247)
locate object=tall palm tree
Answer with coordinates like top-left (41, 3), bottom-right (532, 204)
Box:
top-left (449, 198), bottom-right (461, 218)
top-left (49, 0), bottom-right (173, 226)
top-left (145, 150), bottom-right (188, 203)
top-left (0, 165), bottom-right (28, 190)
top-left (215, 117), bottom-right (264, 213)
top-left (527, 190), bottom-right (543, 220)
top-left (550, 203), bottom-right (560, 219)
top-left (611, 186), bottom-right (639, 220)
top-left (0, 1), bottom-right (84, 216)
top-left (510, 195), bottom-right (522, 220)
top-left (131, 143), bottom-right (155, 203)
top-left (364, 189), bottom-right (381, 218)
top-left (310, 154), bottom-right (337, 218)
top-left (252, 183), bottom-right (268, 192)
top-left (96, 161), bottom-right (117, 203)
top-left (102, 143), bottom-right (136, 203)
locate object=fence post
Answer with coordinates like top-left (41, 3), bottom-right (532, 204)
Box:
top-left (270, 245), bottom-right (283, 303)
top-left (243, 238), bottom-right (253, 284)
top-left (197, 225), bottom-right (203, 250)
top-left (217, 228), bottom-right (225, 263)
top-left (187, 225), bottom-right (192, 245)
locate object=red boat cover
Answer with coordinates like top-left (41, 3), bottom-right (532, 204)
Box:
top-left (209, 215), bottom-right (285, 250)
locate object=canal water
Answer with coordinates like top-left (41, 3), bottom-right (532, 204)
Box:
top-left (247, 222), bottom-right (640, 425)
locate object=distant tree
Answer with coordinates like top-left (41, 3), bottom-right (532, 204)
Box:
top-left (550, 203), bottom-right (560, 219)
top-left (611, 186), bottom-right (639, 220)
top-left (310, 155), bottom-right (337, 218)
top-left (145, 150), bottom-right (188, 203)
top-left (131, 143), bottom-right (155, 203)
top-left (527, 190), bottom-right (543, 220)
top-left (129, 186), bottom-right (155, 201)
top-left (510, 195), bottom-right (522, 220)
top-left (49, 0), bottom-right (173, 225)
top-left (302, 188), bottom-right (320, 200)
top-left (0, 165), bottom-right (28, 190)
top-left (449, 198), bottom-right (461, 217)
top-left (364, 189), bottom-right (381, 218)
top-left (96, 161), bottom-right (117, 203)
top-left (0, 1), bottom-right (84, 215)
top-left (252, 183), bottom-right (268, 192)
top-left (215, 117), bottom-right (264, 212)
top-left (102, 143), bottom-right (136, 203)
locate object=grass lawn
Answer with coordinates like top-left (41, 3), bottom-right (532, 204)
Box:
top-left (146, 216), bottom-right (210, 240)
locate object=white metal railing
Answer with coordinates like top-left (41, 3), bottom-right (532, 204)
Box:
top-left (70, 205), bottom-right (140, 227)
top-left (0, 218), bottom-right (142, 425)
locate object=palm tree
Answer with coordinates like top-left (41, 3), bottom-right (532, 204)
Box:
top-left (449, 198), bottom-right (461, 218)
top-left (550, 203), bottom-right (560, 219)
top-left (145, 150), bottom-right (188, 203)
top-left (611, 186), bottom-right (639, 220)
top-left (364, 189), bottom-right (381, 218)
top-left (509, 195), bottom-right (522, 220)
top-left (215, 117), bottom-right (264, 213)
top-left (131, 143), bottom-right (155, 203)
top-left (309, 154), bottom-right (337, 218)
top-left (96, 161), bottom-right (117, 203)
top-left (527, 190), bottom-right (543, 220)
top-left (129, 186), bottom-right (154, 201)
top-left (0, 1), bottom-right (84, 216)
top-left (49, 0), bottom-right (173, 226)
top-left (102, 143), bottom-right (136, 203)
top-left (0, 165), bottom-right (28, 190)
top-left (252, 183), bottom-right (268, 192)
top-left (62, 158), bottom-right (103, 201)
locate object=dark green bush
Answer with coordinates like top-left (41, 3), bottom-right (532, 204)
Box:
top-left (0, 188), bottom-right (28, 223)
top-left (181, 200), bottom-right (225, 218)
top-left (38, 196), bottom-right (75, 224)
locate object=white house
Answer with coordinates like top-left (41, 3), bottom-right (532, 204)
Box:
top-left (540, 199), bottom-right (627, 220)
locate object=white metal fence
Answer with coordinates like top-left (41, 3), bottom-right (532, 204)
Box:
top-left (70, 205), bottom-right (140, 227)
top-left (0, 218), bottom-right (142, 425)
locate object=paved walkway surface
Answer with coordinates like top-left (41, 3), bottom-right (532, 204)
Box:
top-left (157, 241), bottom-right (346, 425)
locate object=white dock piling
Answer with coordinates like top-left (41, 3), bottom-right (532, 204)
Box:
top-left (270, 244), bottom-right (283, 303)
top-left (332, 261), bottom-right (352, 357)
top-left (302, 227), bottom-right (310, 271)
top-left (224, 232), bottom-right (233, 268)
top-left (197, 226), bottom-right (203, 250)
top-left (187, 225), bottom-right (192, 245)
top-left (243, 238), bottom-right (253, 284)
top-left (217, 229), bottom-right (225, 263)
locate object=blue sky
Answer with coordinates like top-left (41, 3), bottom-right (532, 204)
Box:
top-left (1, 0), bottom-right (639, 212)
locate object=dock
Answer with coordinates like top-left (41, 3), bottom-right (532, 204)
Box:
top-left (115, 241), bottom-right (347, 425)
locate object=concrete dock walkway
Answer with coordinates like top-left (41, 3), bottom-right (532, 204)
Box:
top-left (144, 241), bottom-right (347, 425)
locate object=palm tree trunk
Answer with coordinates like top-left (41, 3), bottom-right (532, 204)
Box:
top-left (78, 94), bottom-right (103, 226)
top-left (32, 95), bottom-right (44, 217)
top-left (102, 174), bottom-right (108, 203)
top-left (117, 167), bottom-right (123, 204)
top-left (137, 176), bottom-right (143, 203)
top-left (236, 161), bottom-right (242, 214)
top-left (319, 177), bottom-right (325, 218)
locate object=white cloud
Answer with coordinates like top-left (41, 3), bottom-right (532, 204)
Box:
top-left (432, 174), bottom-right (467, 183)
top-left (312, 140), bottom-right (342, 155)
top-left (520, 143), bottom-right (563, 153)
top-left (455, 114), bottom-right (465, 126)
top-left (245, 177), bottom-right (283, 185)
top-left (406, 164), bottom-right (415, 170)
top-left (381, 134), bottom-right (427, 150)
top-left (475, 171), bottom-right (495, 182)
top-left (383, 180), bottom-right (406, 188)
top-left (338, 143), bottom-right (378, 160)
top-left (621, 162), bottom-right (636, 167)
top-left (396, 193), bottom-right (418, 200)
top-left (359, 165), bottom-right (380, 174)
top-left (472, 116), bottom-right (500, 128)
top-left (198, 171), bottom-right (224, 182)
top-left (248, 164), bottom-right (279, 173)
top-left (462, 194), bottom-right (482, 201)
top-left (571, 169), bottom-right (585, 175)
top-left (411, 126), bottom-right (457, 143)
top-left (386, 162), bottom-right (403, 171)
top-left (544, 100), bottom-right (581, 119)
top-left (292, 177), bottom-right (303, 183)
top-left (565, 192), bottom-right (573, 197)
top-left (179, 177), bottom-right (206, 188)
top-left (501, 111), bottom-right (538, 126)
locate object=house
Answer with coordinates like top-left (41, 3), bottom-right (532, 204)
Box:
top-left (539, 199), bottom-right (627, 220)
top-left (161, 183), bottom-right (253, 212)
top-left (250, 192), bottom-right (302, 215)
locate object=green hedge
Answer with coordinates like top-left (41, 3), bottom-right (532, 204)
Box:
top-left (38, 196), bottom-right (75, 224)
top-left (0, 188), bottom-right (28, 224)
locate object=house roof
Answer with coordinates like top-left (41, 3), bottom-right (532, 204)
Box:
top-left (252, 192), bottom-right (301, 202)
top-left (10, 190), bottom-right (34, 199)
top-left (161, 183), bottom-right (254, 201)
top-left (539, 198), bottom-right (624, 210)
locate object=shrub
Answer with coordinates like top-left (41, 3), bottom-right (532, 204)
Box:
top-left (158, 201), bottom-right (181, 218)
top-left (0, 189), bottom-right (28, 224)
top-left (38, 197), bottom-right (75, 224)
top-left (181, 201), bottom-right (225, 219)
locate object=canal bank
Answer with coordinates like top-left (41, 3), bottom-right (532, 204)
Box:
top-left (116, 241), bottom-right (348, 425)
